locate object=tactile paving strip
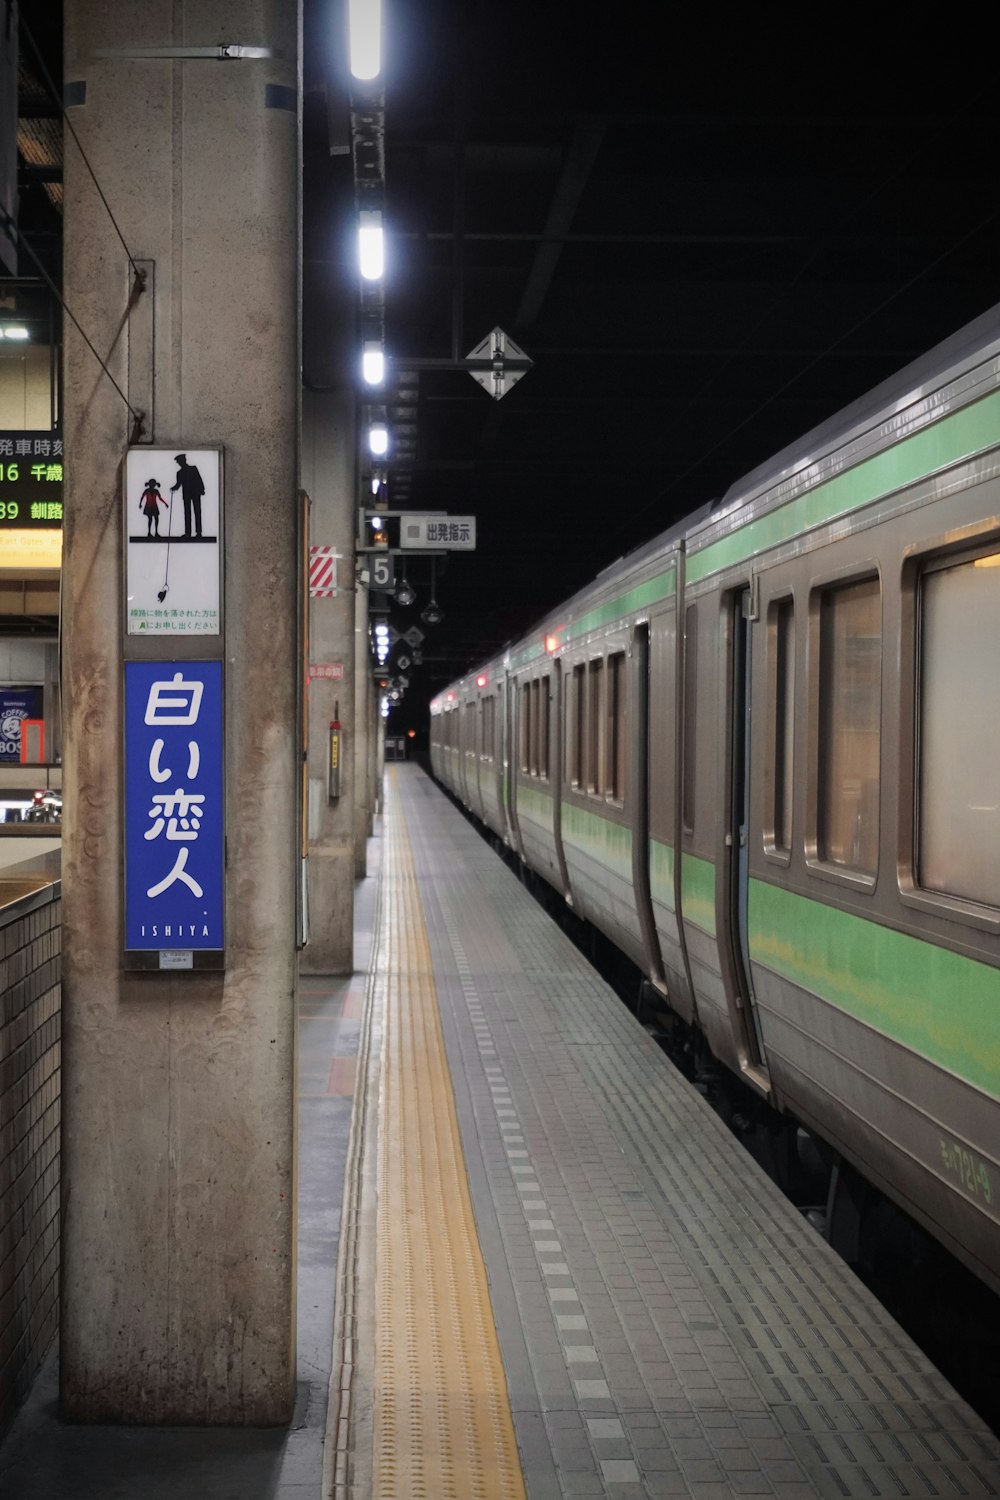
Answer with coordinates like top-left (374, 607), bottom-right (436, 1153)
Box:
top-left (372, 785), bottom-right (527, 1500)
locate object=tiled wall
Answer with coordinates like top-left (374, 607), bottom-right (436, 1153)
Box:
top-left (0, 889), bottom-right (61, 1438)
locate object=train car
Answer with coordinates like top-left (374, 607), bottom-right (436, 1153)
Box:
top-left (503, 630), bottom-right (564, 895)
top-left (429, 304), bottom-right (1000, 1297)
top-left (534, 530), bottom-right (690, 991)
top-left (473, 656), bottom-right (507, 843)
top-left (430, 651), bottom-right (507, 840)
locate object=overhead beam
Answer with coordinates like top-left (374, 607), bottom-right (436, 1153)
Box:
top-left (515, 118), bottom-right (606, 329)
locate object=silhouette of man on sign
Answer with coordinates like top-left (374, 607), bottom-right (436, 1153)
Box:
top-left (170, 454), bottom-right (205, 538)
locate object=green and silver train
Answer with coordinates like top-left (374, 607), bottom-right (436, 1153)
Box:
top-left (430, 303), bottom-right (1000, 1296)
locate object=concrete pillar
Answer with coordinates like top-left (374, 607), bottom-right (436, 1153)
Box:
top-left (374, 691), bottom-right (385, 811)
top-left (354, 569), bottom-right (372, 875)
top-left (61, 2), bottom-right (299, 1423)
top-left (300, 389), bottom-right (355, 973)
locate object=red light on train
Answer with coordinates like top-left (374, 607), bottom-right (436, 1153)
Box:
top-left (476, 673), bottom-right (488, 688)
top-left (447, 692), bottom-right (455, 701)
top-left (407, 729), bottom-right (416, 739)
top-left (544, 633), bottom-right (559, 653)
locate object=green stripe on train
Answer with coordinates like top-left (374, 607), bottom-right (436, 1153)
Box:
top-left (508, 566), bottom-right (677, 668)
top-left (518, 818), bottom-right (681, 918)
top-left (516, 804), bottom-right (676, 908)
top-left (650, 838), bottom-right (675, 911)
top-left (516, 780), bottom-right (555, 830)
top-left (507, 639), bottom-right (547, 670)
top-left (681, 852), bottom-right (716, 936)
top-left (561, 565), bottom-right (677, 643)
top-left (687, 389), bottom-right (1000, 584)
top-left (562, 801), bottom-right (632, 879)
top-left (748, 879), bottom-right (1000, 1098)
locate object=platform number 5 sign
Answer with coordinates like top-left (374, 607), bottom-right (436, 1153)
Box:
top-left (371, 553), bottom-right (395, 591)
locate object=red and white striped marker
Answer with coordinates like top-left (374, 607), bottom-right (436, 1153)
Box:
top-left (309, 545), bottom-right (341, 597)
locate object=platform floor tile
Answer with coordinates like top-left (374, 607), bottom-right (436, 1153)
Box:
top-left (388, 766), bottom-right (1000, 1500)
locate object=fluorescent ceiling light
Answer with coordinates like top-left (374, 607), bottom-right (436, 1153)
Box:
top-left (0, 325), bottom-right (29, 341)
top-left (362, 341), bottom-right (385, 384)
top-left (358, 210), bottom-right (384, 281)
top-left (369, 423), bottom-right (388, 456)
top-left (349, 0), bottom-right (381, 80)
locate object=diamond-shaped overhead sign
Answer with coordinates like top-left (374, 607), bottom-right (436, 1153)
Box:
top-left (403, 625), bottom-right (424, 648)
top-left (466, 326), bottom-right (533, 401)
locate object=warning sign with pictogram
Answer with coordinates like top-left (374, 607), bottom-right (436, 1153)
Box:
top-left (124, 447), bottom-right (223, 636)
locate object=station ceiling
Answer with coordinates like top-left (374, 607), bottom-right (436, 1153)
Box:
top-left (16, 6), bottom-right (1000, 701)
top-left (308, 4), bottom-right (1000, 698)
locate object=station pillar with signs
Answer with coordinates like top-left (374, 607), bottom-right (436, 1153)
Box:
top-left (301, 388), bottom-right (358, 972)
top-left (60, 3), bottom-right (299, 1424)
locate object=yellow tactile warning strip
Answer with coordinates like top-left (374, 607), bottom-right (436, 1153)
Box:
top-left (373, 776), bottom-right (527, 1500)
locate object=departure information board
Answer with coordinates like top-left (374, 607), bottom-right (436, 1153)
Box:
top-left (0, 431), bottom-right (64, 527)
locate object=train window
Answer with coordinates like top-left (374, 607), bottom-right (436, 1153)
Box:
top-left (526, 678), bottom-right (536, 774)
top-left (918, 550), bottom-right (1000, 908)
top-left (539, 675), bottom-right (550, 780)
top-left (817, 576), bottom-right (881, 875)
top-left (571, 663), bottom-right (585, 787)
top-left (607, 652), bottom-right (626, 802)
top-left (527, 681), bottom-right (542, 774)
top-left (767, 599), bottom-right (795, 854)
top-left (588, 658), bottom-right (604, 794)
top-left (482, 695), bottom-right (495, 761)
top-left (683, 605), bottom-right (698, 833)
top-left (520, 682), bottom-right (531, 772)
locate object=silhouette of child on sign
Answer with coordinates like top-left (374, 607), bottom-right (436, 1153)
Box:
top-left (139, 478), bottom-right (168, 537)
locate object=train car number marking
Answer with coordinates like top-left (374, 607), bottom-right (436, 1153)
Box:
top-left (939, 1137), bottom-right (992, 1203)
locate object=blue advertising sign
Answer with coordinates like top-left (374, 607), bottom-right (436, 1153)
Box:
top-left (0, 687), bottom-right (42, 759)
top-left (124, 661), bottom-right (224, 955)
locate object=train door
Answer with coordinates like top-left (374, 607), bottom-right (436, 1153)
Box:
top-left (551, 660), bottom-right (573, 899)
top-left (490, 689), bottom-right (503, 828)
top-left (464, 698), bottom-right (476, 808)
top-left (457, 698), bottom-right (469, 806)
top-left (504, 674), bottom-right (523, 854)
top-left (631, 623), bottom-right (665, 988)
top-left (727, 586), bottom-right (768, 1077)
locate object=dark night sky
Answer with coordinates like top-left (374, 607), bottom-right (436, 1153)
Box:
top-left (304, 3), bottom-right (1000, 731)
